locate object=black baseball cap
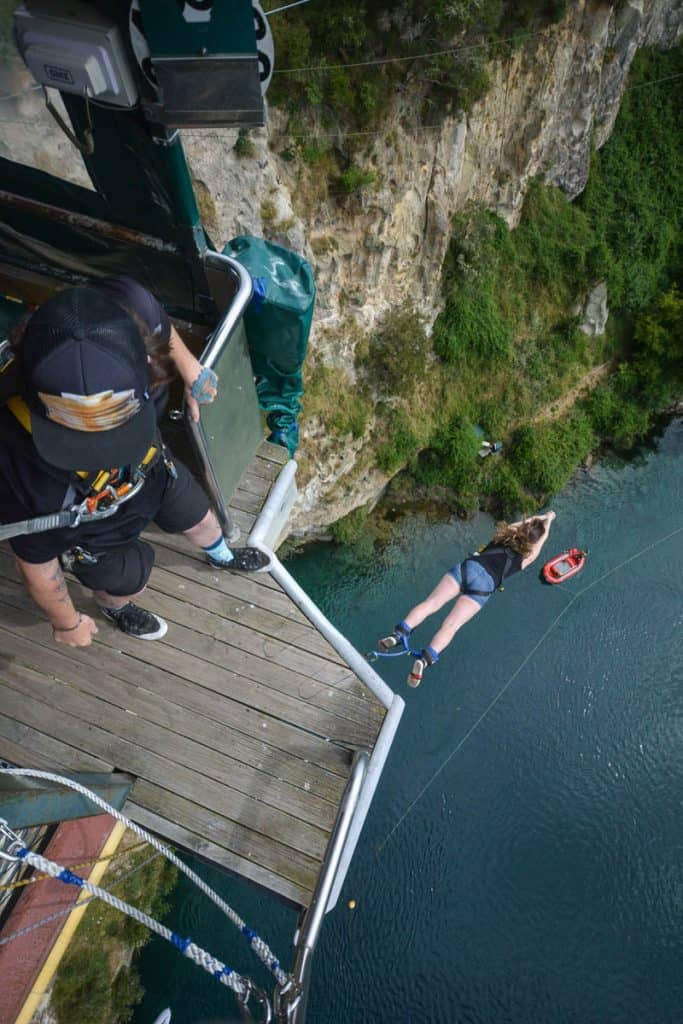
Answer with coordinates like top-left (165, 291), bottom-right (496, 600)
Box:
top-left (20, 287), bottom-right (157, 471)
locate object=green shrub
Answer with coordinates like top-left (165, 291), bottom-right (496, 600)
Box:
top-left (267, 1), bottom-right (569, 129)
top-left (585, 378), bottom-right (651, 450)
top-left (329, 505), bottom-right (368, 544)
top-left (360, 304), bottom-right (430, 398)
top-left (632, 286), bottom-right (683, 404)
top-left (337, 166), bottom-right (377, 194)
top-left (234, 128), bottom-right (255, 158)
top-left (578, 46), bottom-right (683, 317)
top-left (414, 415), bottom-right (480, 494)
top-left (509, 416), bottom-right (595, 496)
top-left (488, 462), bottom-right (530, 518)
top-left (434, 286), bottom-right (511, 365)
top-left (301, 140), bottom-right (331, 165)
top-left (376, 408), bottom-right (419, 473)
top-left (331, 393), bottom-right (372, 438)
top-left (52, 951), bottom-right (111, 1024)
top-left (260, 199), bottom-right (277, 223)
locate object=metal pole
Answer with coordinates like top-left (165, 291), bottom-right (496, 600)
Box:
top-left (274, 752), bottom-right (369, 1023)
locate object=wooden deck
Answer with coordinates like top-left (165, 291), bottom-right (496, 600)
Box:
top-left (0, 442), bottom-right (387, 908)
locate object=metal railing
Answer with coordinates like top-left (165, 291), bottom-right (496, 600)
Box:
top-left (250, 482), bottom-right (405, 1023)
top-left (274, 751), bottom-right (369, 1024)
top-left (184, 251), bottom-right (262, 542)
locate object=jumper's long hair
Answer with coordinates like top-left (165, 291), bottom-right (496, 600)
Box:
top-left (491, 518), bottom-right (546, 557)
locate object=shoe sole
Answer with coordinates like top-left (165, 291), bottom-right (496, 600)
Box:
top-left (133, 618), bottom-right (168, 641)
top-left (407, 674), bottom-right (422, 688)
top-left (207, 558), bottom-right (272, 574)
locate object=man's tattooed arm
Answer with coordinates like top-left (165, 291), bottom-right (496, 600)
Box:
top-left (15, 556), bottom-right (80, 630)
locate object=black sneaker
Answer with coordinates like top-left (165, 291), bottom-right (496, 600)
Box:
top-left (100, 602), bottom-right (168, 640)
top-left (207, 546), bottom-right (271, 573)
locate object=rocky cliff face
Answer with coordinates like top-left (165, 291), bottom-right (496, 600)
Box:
top-left (186, 0), bottom-right (683, 536)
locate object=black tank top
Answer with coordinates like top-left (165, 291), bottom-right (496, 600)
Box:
top-left (472, 543), bottom-right (523, 588)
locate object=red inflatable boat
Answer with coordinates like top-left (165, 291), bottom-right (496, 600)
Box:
top-left (542, 547), bottom-right (587, 584)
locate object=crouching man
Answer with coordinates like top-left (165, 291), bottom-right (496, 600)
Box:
top-left (0, 280), bottom-right (269, 647)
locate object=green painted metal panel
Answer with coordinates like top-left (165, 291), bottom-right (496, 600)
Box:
top-left (139, 0), bottom-right (256, 56)
top-left (0, 772), bottom-right (134, 829)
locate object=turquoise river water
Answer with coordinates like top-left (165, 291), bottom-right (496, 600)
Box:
top-left (134, 418), bottom-right (682, 1024)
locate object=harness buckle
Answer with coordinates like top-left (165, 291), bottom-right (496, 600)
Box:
top-left (0, 818), bottom-right (23, 861)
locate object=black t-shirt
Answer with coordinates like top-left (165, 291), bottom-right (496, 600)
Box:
top-left (0, 277), bottom-right (171, 563)
top-left (474, 543), bottom-right (524, 588)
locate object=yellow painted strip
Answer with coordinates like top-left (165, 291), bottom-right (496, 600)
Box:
top-left (13, 820), bottom-right (128, 1024)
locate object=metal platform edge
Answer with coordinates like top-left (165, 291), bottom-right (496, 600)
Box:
top-left (249, 461), bottom-right (406, 915)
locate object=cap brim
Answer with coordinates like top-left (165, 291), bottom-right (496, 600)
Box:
top-left (30, 399), bottom-right (157, 472)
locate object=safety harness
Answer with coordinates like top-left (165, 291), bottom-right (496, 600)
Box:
top-left (461, 545), bottom-right (517, 597)
top-left (0, 390), bottom-right (161, 544)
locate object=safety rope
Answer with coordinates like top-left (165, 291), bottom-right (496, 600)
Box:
top-left (0, 769), bottom-right (289, 989)
top-left (366, 630), bottom-right (421, 662)
top-left (0, 821), bottom-right (252, 1001)
top-left (377, 522), bottom-right (683, 852)
top-left (0, 852), bottom-right (161, 946)
top-left (0, 838), bottom-right (149, 892)
top-left (366, 645), bottom-right (422, 661)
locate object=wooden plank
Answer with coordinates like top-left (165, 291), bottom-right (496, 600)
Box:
top-left (232, 469), bottom-right (272, 500)
top-left (0, 675), bottom-right (330, 861)
top-left (127, 802), bottom-right (312, 907)
top-left (0, 583), bottom-right (376, 749)
top-left (144, 542), bottom-right (305, 616)
top-left (144, 527), bottom-right (286, 595)
top-left (148, 564), bottom-right (348, 666)
top-left (245, 453), bottom-right (282, 482)
top-left (144, 586), bottom-right (367, 693)
top-left (0, 660), bottom-right (342, 834)
top-left (230, 507), bottom-right (257, 536)
top-left (256, 442), bottom-right (289, 465)
top-left (230, 487), bottom-right (267, 515)
top-left (131, 615), bottom-right (377, 730)
top-left (0, 622), bottom-right (352, 778)
top-left (0, 712), bottom-right (112, 772)
top-left (130, 779), bottom-right (322, 890)
top-left (0, 625), bottom-right (348, 804)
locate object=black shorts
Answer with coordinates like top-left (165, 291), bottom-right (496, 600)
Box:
top-left (70, 457), bottom-right (210, 596)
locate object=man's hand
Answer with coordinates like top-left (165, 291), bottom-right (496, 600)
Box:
top-left (184, 366), bottom-right (218, 423)
top-left (169, 325), bottom-right (218, 422)
top-left (52, 613), bottom-right (98, 647)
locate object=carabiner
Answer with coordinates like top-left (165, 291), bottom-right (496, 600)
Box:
top-left (235, 978), bottom-right (273, 1024)
top-left (0, 818), bottom-right (23, 861)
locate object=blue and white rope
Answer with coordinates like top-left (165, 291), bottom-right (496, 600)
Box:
top-left (0, 768), bottom-right (288, 987)
top-left (5, 837), bottom-right (248, 998)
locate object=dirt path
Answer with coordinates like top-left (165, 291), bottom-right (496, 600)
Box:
top-left (531, 360), bottom-right (615, 425)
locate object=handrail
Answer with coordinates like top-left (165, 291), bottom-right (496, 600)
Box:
top-left (184, 252), bottom-right (254, 541)
top-left (250, 497), bottom-right (405, 918)
top-left (274, 752), bottom-right (370, 1024)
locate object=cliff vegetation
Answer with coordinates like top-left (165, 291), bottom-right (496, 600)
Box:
top-left (314, 41), bottom-right (683, 535)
